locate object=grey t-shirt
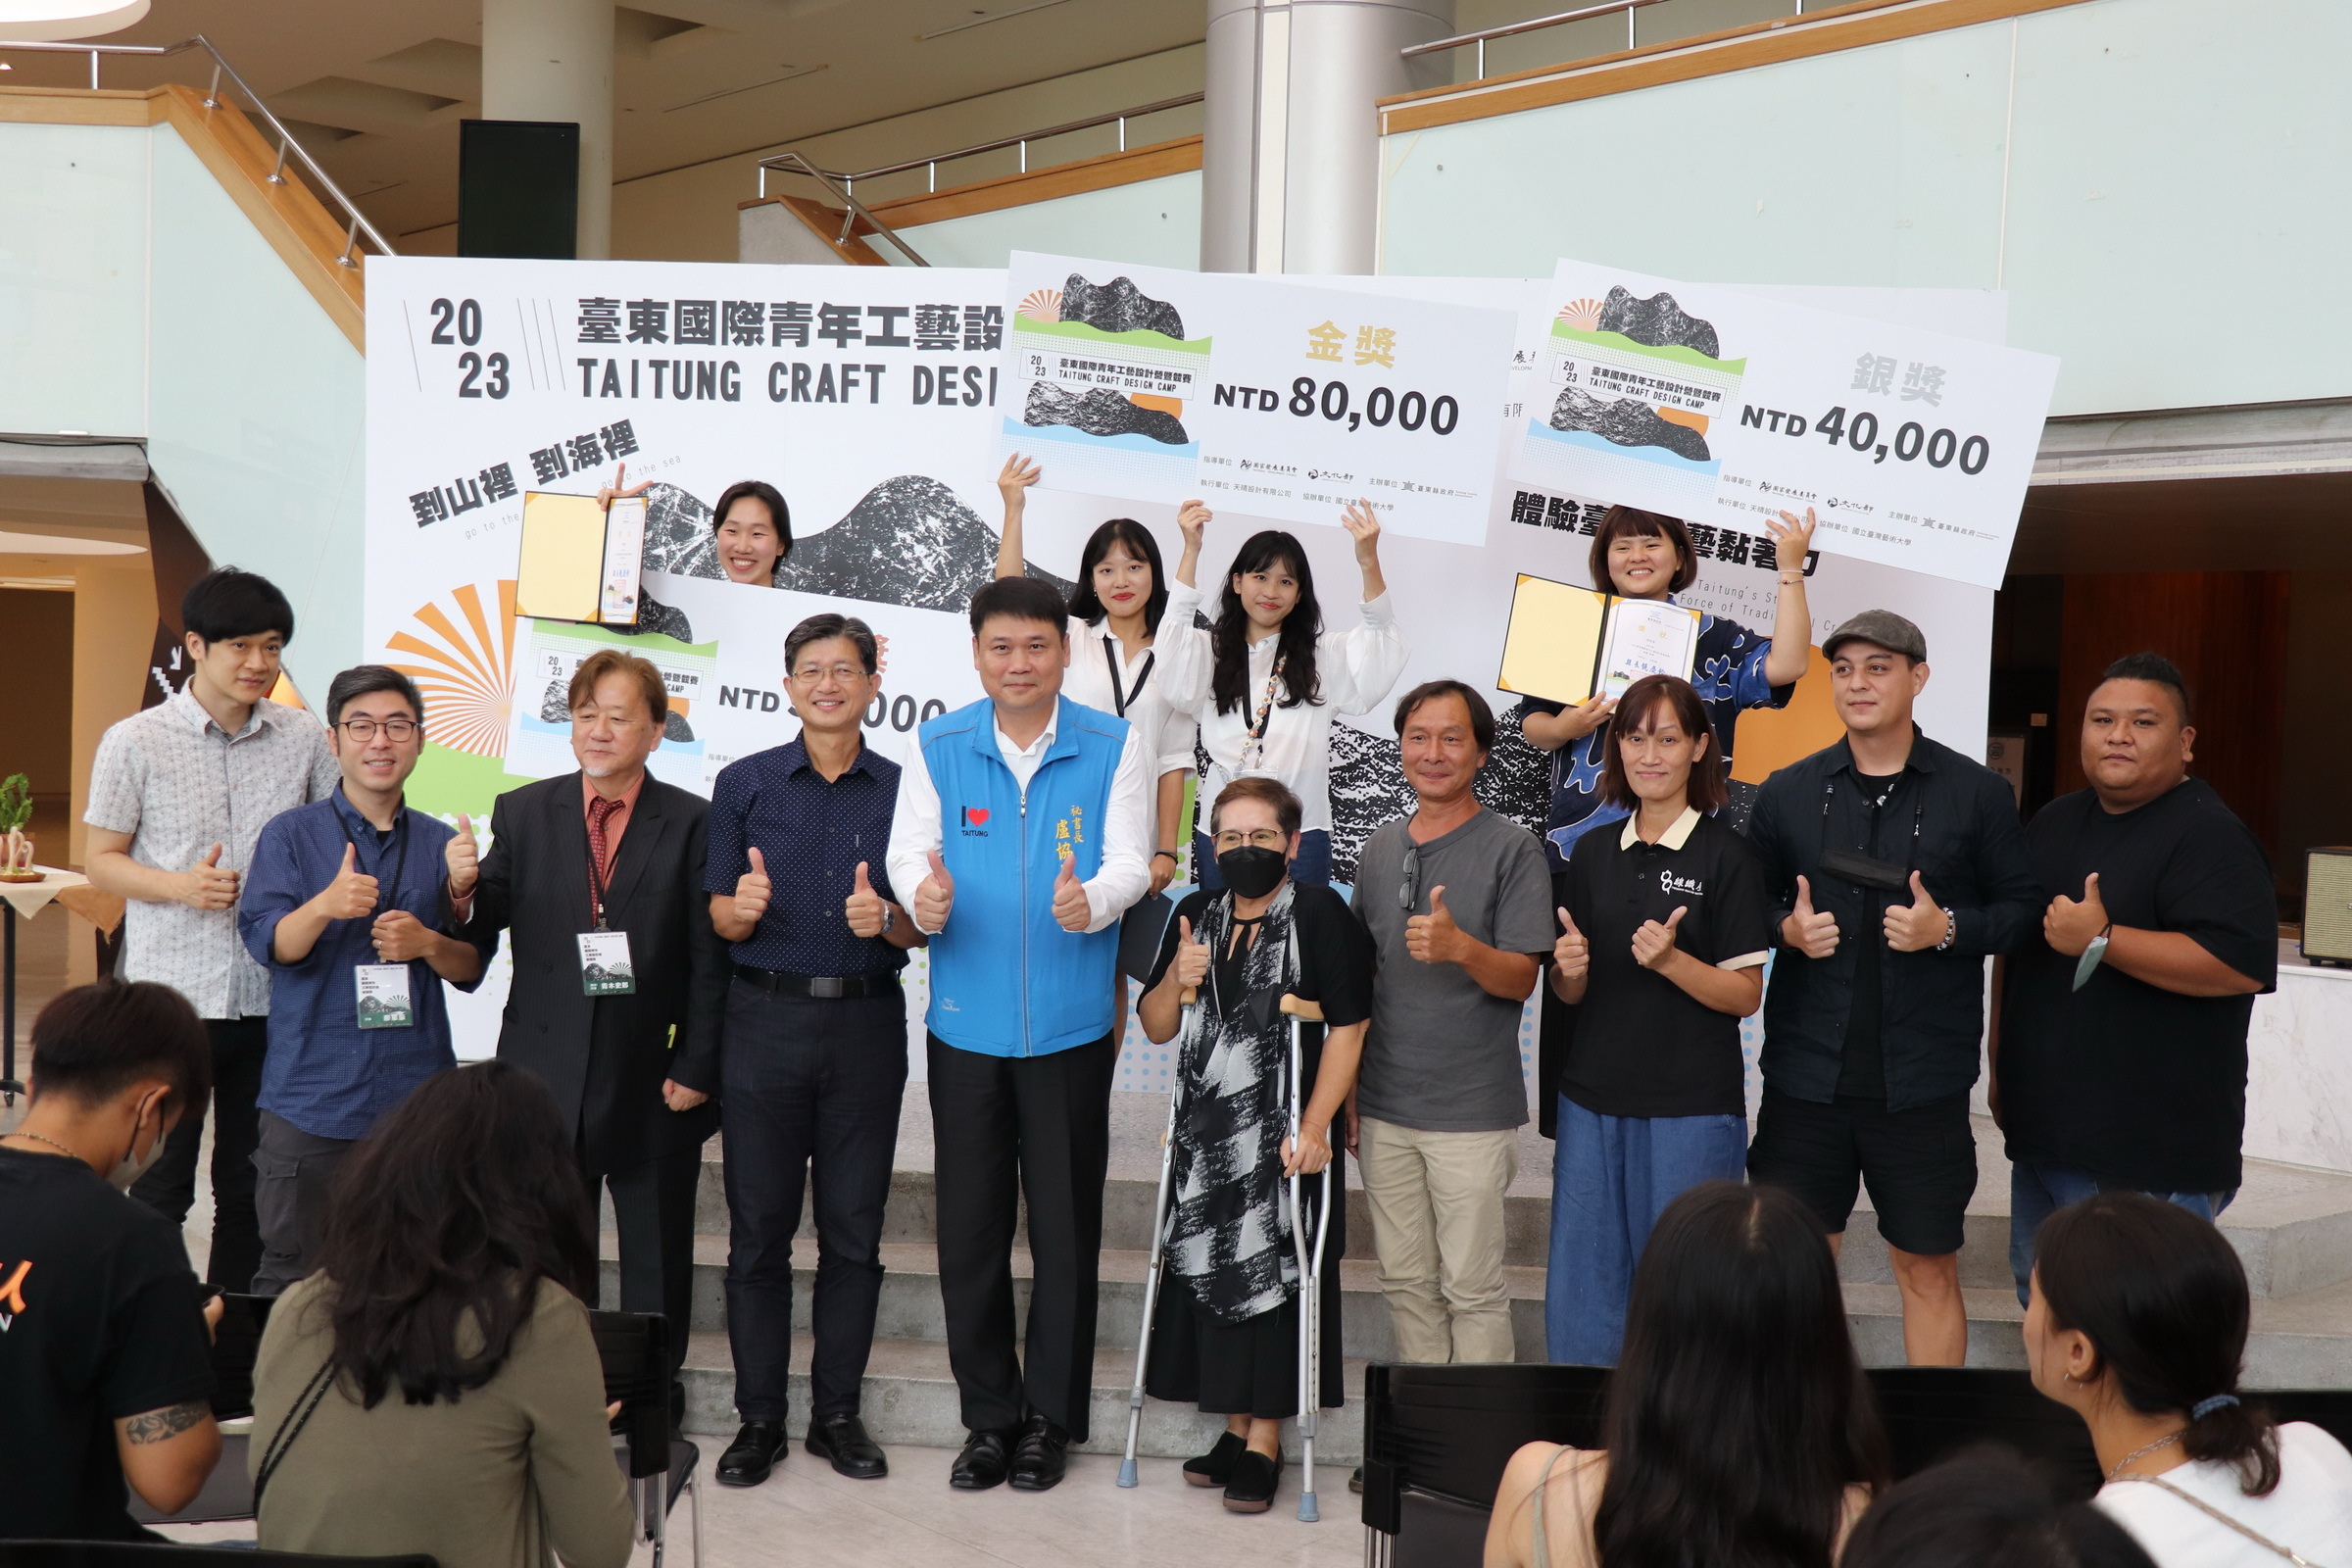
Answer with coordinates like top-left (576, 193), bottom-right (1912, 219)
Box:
top-left (1352, 807), bottom-right (1556, 1132)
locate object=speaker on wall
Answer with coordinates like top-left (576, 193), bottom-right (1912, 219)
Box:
top-left (459, 119), bottom-right (579, 259)
top-left (2303, 848), bottom-right (2352, 967)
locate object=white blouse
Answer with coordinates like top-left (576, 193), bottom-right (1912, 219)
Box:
top-left (2098, 1423), bottom-right (2352, 1568)
top-left (1058, 616), bottom-right (1198, 780)
top-left (1155, 583), bottom-right (1409, 836)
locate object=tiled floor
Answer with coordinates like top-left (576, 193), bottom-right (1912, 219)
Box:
top-left (160, 1447), bottom-right (1371, 1568)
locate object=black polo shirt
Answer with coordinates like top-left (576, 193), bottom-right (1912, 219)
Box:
top-left (704, 736), bottom-right (906, 977)
top-left (1559, 808), bottom-right (1772, 1119)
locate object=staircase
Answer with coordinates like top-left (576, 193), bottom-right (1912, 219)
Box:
top-left (611, 1088), bottom-right (2352, 1454)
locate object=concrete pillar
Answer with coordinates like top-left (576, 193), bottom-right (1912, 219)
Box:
top-left (1200, 0), bottom-right (1455, 275)
top-left (481, 0), bottom-right (614, 259)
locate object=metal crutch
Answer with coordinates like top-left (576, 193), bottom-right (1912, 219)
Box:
top-left (1278, 991), bottom-right (1332, 1523)
top-left (1119, 982), bottom-right (1199, 1488)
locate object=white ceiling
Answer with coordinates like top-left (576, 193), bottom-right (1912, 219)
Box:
top-left (2, 0), bottom-right (1205, 240)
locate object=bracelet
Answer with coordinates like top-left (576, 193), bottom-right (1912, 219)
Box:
top-left (1936, 906), bottom-right (1958, 952)
top-left (1152, 850), bottom-right (1179, 863)
top-left (880, 903), bottom-right (896, 936)
top-left (1779, 570), bottom-right (1805, 584)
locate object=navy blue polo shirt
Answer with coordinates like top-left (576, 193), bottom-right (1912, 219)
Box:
top-left (238, 788), bottom-right (473, 1141)
top-left (705, 737), bottom-right (906, 977)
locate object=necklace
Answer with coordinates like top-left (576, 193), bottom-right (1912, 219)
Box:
top-left (2107, 1430), bottom-right (2184, 1480)
top-left (4, 1130), bottom-right (82, 1162)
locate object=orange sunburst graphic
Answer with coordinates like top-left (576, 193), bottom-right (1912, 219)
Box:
top-left (1019, 287), bottom-right (1062, 322)
top-left (383, 580), bottom-right (517, 759)
top-left (1557, 298), bottom-right (1603, 331)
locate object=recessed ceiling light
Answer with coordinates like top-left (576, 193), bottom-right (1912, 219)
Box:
top-left (918, 0), bottom-right (1075, 41)
top-left (0, 0), bottom-right (151, 43)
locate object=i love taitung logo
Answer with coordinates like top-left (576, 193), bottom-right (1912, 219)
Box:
top-left (961, 807), bottom-right (991, 828)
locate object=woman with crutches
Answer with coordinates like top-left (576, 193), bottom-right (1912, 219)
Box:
top-left (1131, 776), bottom-right (1374, 1515)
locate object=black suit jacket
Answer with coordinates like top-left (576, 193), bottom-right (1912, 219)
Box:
top-left (453, 771), bottom-right (728, 1167)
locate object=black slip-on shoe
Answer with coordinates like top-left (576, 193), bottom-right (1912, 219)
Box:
top-left (1349, 1465), bottom-right (1365, 1494)
top-left (806, 1411), bottom-right (889, 1479)
top-left (1007, 1415), bottom-right (1070, 1492)
top-left (714, 1421), bottom-right (788, 1488)
top-left (1222, 1447), bottom-right (1283, 1513)
top-left (951, 1426), bottom-right (1015, 1491)
top-left (1184, 1430), bottom-right (1248, 1489)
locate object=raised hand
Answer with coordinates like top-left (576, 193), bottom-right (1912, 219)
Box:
top-left (1052, 854), bottom-right (1090, 933)
top-left (2044, 871), bottom-right (2109, 957)
top-left (914, 847), bottom-right (955, 932)
top-left (446, 813), bottom-right (479, 900)
top-left (1885, 869), bottom-right (1951, 953)
top-left (1766, 506), bottom-right (1819, 571)
top-left (1632, 906), bottom-right (1687, 971)
top-left (1405, 884), bottom-right (1464, 965)
top-left (369, 908), bottom-right (433, 963)
top-left (1783, 873), bottom-right (1839, 958)
top-left (1340, 497), bottom-right (1383, 560)
top-left (595, 461), bottom-right (654, 513)
top-left (1176, 498), bottom-right (1212, 549)
top-left (845, 859), bottom-right (888, 938)
top-left (1172, 915), bottom-right (1210, 992)
top-left (1551, 906), bottom-right (1591, 985)
top-left (1558, 694), bottom-right (1618, 742)
top-left (734, 846), bottom-right (772, 928)
top-left (998, 452), bottom-right (1041, 506)
top-left (318, 842), bottom-right (380, 921)
top-left (180, 842), bottom-right (240, 911)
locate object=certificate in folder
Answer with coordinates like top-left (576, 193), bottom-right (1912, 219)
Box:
top-left (1495, 574), bottom-right (1701, 706)
top-left (515, 492), bottom-right (646, 627)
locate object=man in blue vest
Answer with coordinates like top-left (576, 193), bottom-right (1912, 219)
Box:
top-left (886, 574), bottom-right (1153, 1493)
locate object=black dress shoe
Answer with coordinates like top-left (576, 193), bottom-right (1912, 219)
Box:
top-left (1223, 1446), bottom-right (1283, 1514)
top-left (1184, 1431), bottom-right (1247, 1489)
top-left (1008, 1416), bottom-right (1070, 1493)
top-left (806, 1411), bottom-right (889, 1479)
top-left (951, 1427), bottom-right (1014, 1491)
top-left (715, 1421), bottom-right (788, 1487)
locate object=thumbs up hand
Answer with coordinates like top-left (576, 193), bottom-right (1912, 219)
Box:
top-left (1551, 906), bottom-right (1591, 985)
top-left (1886, 869), bottom-right (1953, 953)
top-left (1782, 873), bottom-right (1840, 959)
top-left (180, 841), bottom-right (241, 911)
top-left (1173, 915), bottom-right (1210, 991)
top-left (1052, 853), bottom-right (1091, 933)
top-left (445, 813), bottom-right (480, 900)
top-left (1405, 885), bottom-right (1464, 965)
top-left (1632, 906), bottom-right (1687, 971)
top-left (914, 847), bottom-right (955, 933)
top-left (734, 847), bottom-right (773, 928)
top-left (2045, 870), bottom-right (2109, 957)
top-left (318, 842), bottom-right (381, 921)
top-left (845, 859), bottom-right (889, 938)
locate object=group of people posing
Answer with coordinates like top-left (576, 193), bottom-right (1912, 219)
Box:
top-left (0, 456), bottom-right (2301, 1560)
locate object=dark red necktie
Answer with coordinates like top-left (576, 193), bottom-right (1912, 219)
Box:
top-left (588, 795), bottom-right (623, 917)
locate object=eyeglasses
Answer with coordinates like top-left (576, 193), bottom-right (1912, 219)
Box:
top-left (1210, 828), bottom-right (1287, 852)
top-left (338, 718), bottom-right (418, 742)
top-left (1398, 842), bottom-right (1420, 911)
top-left (789, 662), bottom-right (867, 684)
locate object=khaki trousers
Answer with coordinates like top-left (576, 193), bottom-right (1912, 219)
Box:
top-left (1357, 1115), bottom-right (1517, 1363)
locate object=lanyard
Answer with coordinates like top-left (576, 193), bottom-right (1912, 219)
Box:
top-left (1102, 637), bottom-right (1155, 719)
top-left (1241, 653), bottom-right (1288, 771)
top-left (335, 806), bottom-right (411, 916)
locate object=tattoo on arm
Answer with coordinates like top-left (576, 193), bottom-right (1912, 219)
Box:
top-left (123, 1400), bottom-right (210, 1445)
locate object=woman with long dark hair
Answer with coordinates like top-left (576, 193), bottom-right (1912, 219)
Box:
top-left (1157, 497), bottom-right (1407, 888)
top-left (1486, 1181), bottom-right (1886, 1568)
top-left (2029, 1192), bottom-right (2352, 1566)
top-left (249, 1061), bottom-right (632, 1568)
top-left (996, 454), bottom-right (1199, 896)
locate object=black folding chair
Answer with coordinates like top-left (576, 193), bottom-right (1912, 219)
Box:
top-left (0, 1545), bottom-right (431, 1568)
top-left (589, 1309), bottom-right (702, 1568)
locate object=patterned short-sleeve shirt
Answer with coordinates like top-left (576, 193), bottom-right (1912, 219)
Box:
top-left (84, 686), bottom-right (339, 1018)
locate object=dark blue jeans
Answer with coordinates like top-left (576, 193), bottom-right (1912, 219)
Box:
top-left (2008, 1158), bottom-right (2236, 1306)
top-left (720, 980), bottom-right (908, 1420)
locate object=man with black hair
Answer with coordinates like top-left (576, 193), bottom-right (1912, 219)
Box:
top-left (884, 574), bottom-right (1153, 1493)
top-left (1995, 653), bottom-right (2274, 1302)
top-left (0, 981), bottom-right (225, 1541)
top-left (238, 665), bottom-right (484, 1293)
top-left (85, 566), bottom-right (337, 1290)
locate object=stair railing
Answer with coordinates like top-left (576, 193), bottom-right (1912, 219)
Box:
top-left (1404, 0), bottom-right (1822, 80)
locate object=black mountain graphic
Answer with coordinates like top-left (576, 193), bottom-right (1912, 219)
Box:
top-left (1323, 706), bottom-right (1550, 884)
top-left (776, 475), bottom-right (1074, 611)
top-left (1022, 382), bottom-right (1190, 446)
top-left (1060, 272), bottom-right (1186, 338)
top-left (641, 484), bottom-right (721, 578)
top-left (1549, 386), bottom-right (1712, 463)
top-left (1596, 286), bottom-right (1720, 359)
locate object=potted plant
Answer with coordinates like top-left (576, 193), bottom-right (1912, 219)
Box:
top-left (0, 774), bottom-right (37, 882)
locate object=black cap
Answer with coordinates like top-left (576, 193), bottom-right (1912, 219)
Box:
top-left (1823, 609), bottom-right (1927, 662)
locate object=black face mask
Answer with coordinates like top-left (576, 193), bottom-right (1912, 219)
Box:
top-left (1216, 845), bottom-right (1290, 900)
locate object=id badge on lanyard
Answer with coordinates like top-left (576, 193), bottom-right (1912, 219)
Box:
top-left (345, 814), bottom-right (415, 1029)
top-left (580, 830), bottom-right (636, 996)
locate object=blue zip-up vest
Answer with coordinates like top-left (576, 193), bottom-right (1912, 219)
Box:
top-left (919, 695), bottom-right (1129, 1057)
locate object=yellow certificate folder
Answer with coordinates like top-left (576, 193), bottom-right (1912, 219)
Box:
top-left (516, 491), bottom-right (642, 626)
top-left (1495, 574), bottom-right (1700, 706)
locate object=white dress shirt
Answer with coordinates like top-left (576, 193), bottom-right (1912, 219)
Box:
top-left (1155, 582), bottom-right (1410, 835)
top-left (1058, 616), bottom-right (1199, 779)
top-left (887, 696), bottom-right (1155, 935)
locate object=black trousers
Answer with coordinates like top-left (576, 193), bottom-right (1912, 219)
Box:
top-left (250, 1111), bottom-right (356, 1296)
top-left (927, 1031), bottom-right (1115, 1442)
top-left (131, 1015), bottom-right (269, 1290)
top-left (720, 979), bottom-right (907, 1421)
top-left (585, 1140), bottom-right (704, 1383)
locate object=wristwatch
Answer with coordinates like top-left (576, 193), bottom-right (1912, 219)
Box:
top-left (879, 903), bottom-right (897, 937)
top-left (2072, 922), bottom-right (2113, 993)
